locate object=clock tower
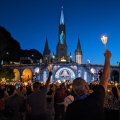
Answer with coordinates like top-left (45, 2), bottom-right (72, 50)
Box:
top-left (54, 7), bottom-right (71, 63)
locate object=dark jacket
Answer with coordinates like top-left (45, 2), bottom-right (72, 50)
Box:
top-left (66, 85), bottom-right (105, 120)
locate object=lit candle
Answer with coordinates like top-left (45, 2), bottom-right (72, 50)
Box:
top-left (115, 83), bottom-right (118, 86)
top-left (101, 36), bottom-right (108, 50)
top-left (108, 89), bottom-right (110, 92)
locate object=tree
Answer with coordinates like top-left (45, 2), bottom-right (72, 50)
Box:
top-left (0, 27), bottom-right (7, 62)
top-left (0, 67), bottom-right (14, 82)
top-left (20, 49), bottom-right (43, 64)
top-left (6, 39), bottom-right (21, 62)
top-left (0, 26), bottom-right (21, 64)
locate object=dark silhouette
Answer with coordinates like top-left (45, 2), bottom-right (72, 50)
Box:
top-left (66, 50), bottom-right (111, 120)
top-left (0, 26), bottom-right (21, 63)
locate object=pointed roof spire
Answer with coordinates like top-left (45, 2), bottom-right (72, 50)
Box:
top-left (77, 36), bottom-right (82, 51)
top-left (60, 6), bottom-right (64, 25)
top-left (43, 37), bottom-right (50, 54)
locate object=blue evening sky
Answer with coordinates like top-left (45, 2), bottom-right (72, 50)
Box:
top-left (0, 0), bottom-right (120, 65)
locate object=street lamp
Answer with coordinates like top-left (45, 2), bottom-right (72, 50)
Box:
top-left (6, 52), bottom-right (9, 64)
top-left (20, 60), bottom-right (21, 82)
top-left (52, 53), bottom-right (55, 63)
top-left (87, 60), bottom-right (90, 70)
top-left (70, 53), bottom-right (72, 62)
top-left (39, 59), bottom-right (42, 82)
top-left (117, 62), bottom-right (120, 83)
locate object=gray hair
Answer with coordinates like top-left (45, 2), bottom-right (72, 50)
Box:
top-left (72, 77), bottom-right (86, 95)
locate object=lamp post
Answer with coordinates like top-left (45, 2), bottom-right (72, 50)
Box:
top-left (87, 60), bottom-right (90, 70)
top-left (6, 52), bottom-right (9, 64)
top-left (39, 59), bottom-right (42, 82)
top-left (20, 58), bottom-right (22, 82)
top-left (48, 64), bottom-right (52, 83)
top-left (52, 55), bottom-right (55, 63)
top-left (70, 53), bottom-right (72, 62)
top-left (31, 54), bottom-right (34, 64)
top-left (117, 62), bottom-right (120, 83)
top-left (87, 60), bottom-right (91, 82)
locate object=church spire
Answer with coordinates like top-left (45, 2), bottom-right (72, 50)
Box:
top-left (43, 37), bottom-right (50, 54)
top-left (75, 36), bottom-right (82, 64)
top-left (77, 37), bottom-right (82, 51)
top-left (43, 37), bottom-right (51, 63)
top-left (60, 6), bottom-right (64, 25)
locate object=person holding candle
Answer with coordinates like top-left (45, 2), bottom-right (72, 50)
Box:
top-left (66, 50), bottom-right (111, 120)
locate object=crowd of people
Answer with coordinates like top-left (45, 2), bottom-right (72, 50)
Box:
top-left (0, 50), bottom-right (120, 120)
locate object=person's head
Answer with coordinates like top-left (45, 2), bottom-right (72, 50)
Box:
top-left (112, 86), bottom-right (119, 99)
top-left (7, 85), bottom-right (15, 95)
top-left (0, 84), bottom-right (5, 90)
top-left (66, 89), bottom-right (71, 96)
top-left (33, 82), bottom-right (40, 91)
top-left (27, 86), bottom-right (32, 91)
top-left (20, 86), bottom-right (27, 94)
top-left (72, 77), bottom-right (89, 96)
top-left (60, 83), bottom-right (65, 88)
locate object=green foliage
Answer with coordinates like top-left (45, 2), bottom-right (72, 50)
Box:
top-left (0, 26), bottom-right (21, 62)
top-left (0, 27), bottom-right (7, 60)
top-left (0, 67), bottom-right (14, 82)
top-left (0, 26), bottom-right (43, 64)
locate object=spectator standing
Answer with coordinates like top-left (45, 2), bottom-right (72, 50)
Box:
top-left (18, 86), bottom-right (27, 120)
top-left (64, 90), bottom-right (74, 112)
top-left (104, 86), bottom-right (120, 120)
top-left (26, 71), bottom-right (52, 120)
top-left (0, 85), bottom-right (5, 119)
top-left (54, 83), bottom-right (67, 120)
top-left (46, 85), bottom-right (55, 120)
top-left (26, 86), bottom-right (32, 96)
top-left (66, 50), bottom-right (111, 120)
top-left (3, 85), bottom-right (24, 120)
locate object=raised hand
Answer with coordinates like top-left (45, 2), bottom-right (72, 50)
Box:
top-left (49, 71), bottom-right (52, 77)
top-left (104, 50), bottom-right (112, 60)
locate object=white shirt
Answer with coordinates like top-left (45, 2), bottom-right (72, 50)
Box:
top-left (64, 95), bottom-right (74, 112)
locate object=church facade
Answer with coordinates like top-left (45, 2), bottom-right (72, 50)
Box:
top-left (2, 8), bottom-right (120, 84)
top-left (41, 8), bottom-right (92, 83)
top-left (43, 8), bottom-right (82, 64)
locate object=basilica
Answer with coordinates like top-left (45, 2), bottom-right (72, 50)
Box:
top-left (39, 8), bottom-right (93, 83)
top-left (43, 8), bottom-right (82, 64)
top-left (4, 8), bottom-right (119, 83)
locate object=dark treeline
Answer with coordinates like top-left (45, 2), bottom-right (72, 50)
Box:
top-left (0, 26), bottom-right (42, 64)
top-left (0, 26), bottom-right (21, 63)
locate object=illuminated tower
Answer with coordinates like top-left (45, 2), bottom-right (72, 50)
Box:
top-left (75, 37), bottom-right (82, 64)
top-left (43, 37), bottom-right (51, 63)
top-left (55, 7), bottom-right (70, 62)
